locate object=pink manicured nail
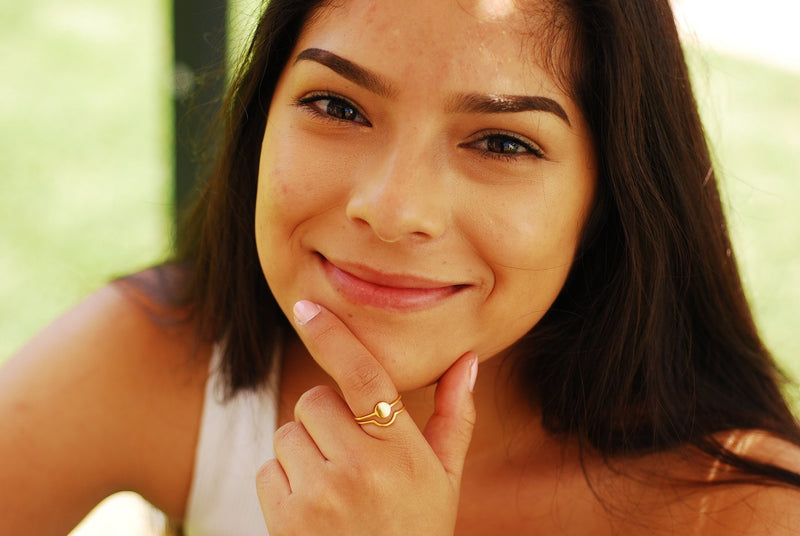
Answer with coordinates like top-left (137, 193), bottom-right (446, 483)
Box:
top-left (468, 355), bottom-right (479, 393)
top-left (293, 300), bottom-right (321, 326)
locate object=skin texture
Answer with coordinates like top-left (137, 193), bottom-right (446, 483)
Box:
top-left (0, 282), bottom-right (210, 534)
top-left (1, 282), bottom-right (798, 534)
top-left (258, 303), bottom-right (478, 535)
top-left (253, 0), bottom-right (597, 393)
top-left (252, 1), bottom-right (800, 534)
top-left (252, 4), bottom-right (594, 529)
top-left (1, 0), bottom-right (800, 534)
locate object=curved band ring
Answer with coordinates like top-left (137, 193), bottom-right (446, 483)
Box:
top-left (354, 396), bottom-right (405, 427)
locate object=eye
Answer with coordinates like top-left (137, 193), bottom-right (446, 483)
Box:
top-left (463, 131), bottom-right (545, 161)
top-left (296, 92), bottom-right (371, 126)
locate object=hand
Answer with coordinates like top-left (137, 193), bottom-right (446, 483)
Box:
top-left (256, 300), bottom-right (478, 535)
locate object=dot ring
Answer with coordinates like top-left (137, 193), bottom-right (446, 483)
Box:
top-left (353, 396), bottom-right (405, 428)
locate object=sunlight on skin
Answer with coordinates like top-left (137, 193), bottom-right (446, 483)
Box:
top-left (472, 0), bottom-right (518, 19)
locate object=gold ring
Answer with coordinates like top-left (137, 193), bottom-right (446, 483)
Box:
top-left (354, 396), bottom-right (405, 427)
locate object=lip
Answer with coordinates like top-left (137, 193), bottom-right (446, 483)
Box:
top-left (317, 254), bottom-right (468, 312)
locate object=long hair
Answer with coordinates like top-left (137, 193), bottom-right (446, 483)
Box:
top-left (166, 0), bottom-right (323, 393)
top-left (161, 0), bottom-right (799, 484)
top-left (515, 0), bottom-right (800, 482)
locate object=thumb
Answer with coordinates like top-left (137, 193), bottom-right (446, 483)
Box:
top-left (423, 352), bottom-right (478, 487)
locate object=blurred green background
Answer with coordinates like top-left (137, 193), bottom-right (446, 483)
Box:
top-left (1, 1), bottom-right (798, 389)
top-left (0, 0), bottom-right (171, 359)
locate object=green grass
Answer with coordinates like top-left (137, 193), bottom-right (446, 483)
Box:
top-left (1, 4), bottom-right (798, 390)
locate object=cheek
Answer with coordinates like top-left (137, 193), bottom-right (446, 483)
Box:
top-left (256, 133), bottom-right (330, 241)
top-left (258, 126), bottom-right (308, 214)
top-left (258, 121), bottom-right (362, 222)
top-left (255, 126), bottom-right (308, 283)
top-left (466, 191), bottom-right (586, 274)
top-left (463, 177), bottom-right (594, 337)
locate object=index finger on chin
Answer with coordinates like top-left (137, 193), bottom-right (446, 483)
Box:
top-left (291, 300), bottom-right (409, 432)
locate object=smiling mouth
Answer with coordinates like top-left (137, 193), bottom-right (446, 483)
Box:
top-left (317, 254), bottom-right (469, 312)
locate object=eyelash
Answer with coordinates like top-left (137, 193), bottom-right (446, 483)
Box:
top-left (295, 91), bottom-right (372, 126)
top-left (295, 92), bottom-right (545, 161)
top-left (463, 131), bottom-right (546, 161)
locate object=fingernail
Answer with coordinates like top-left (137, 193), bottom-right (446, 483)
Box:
top-left (293, 300), bottom-right (321, 326)
top-left (468, 355), bottom-right (479, 393)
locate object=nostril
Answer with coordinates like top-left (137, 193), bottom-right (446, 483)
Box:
top-left (344, 171), bottom-right (448, 242)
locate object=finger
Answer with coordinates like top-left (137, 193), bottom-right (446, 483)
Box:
top-left (256, 458), bottom-right (291, 506)
top-left (423, 352), bottom-right (478, 486)
top-left (292, 385), bottom-right (368, 459)
top-left (291, 300), bottom-right (412, 435)
top-left (273, 420), bottom-right (326, 483)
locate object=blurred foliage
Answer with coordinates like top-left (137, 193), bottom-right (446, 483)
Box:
top-left (688, 48), bottom-right (800, 382)
top-left (0, 0), bottom-right (172, 360)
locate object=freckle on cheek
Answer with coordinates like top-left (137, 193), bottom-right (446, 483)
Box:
top-left (268, 169), bottom-right (292, 199)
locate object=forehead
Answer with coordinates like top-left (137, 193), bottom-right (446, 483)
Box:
top-left (298, 0), bottom-right (568, 98)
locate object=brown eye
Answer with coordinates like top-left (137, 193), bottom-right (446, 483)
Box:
top-left (462, 131), bottom-right (545, 160)
top-left (325, 99), bottom-right (359, 122)
top-left (486, 135), bottom-right (526, 155)
top-left (297, 93), bottom-right (371, 126)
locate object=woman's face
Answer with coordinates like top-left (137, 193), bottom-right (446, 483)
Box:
top-left (255, 0), bottom-right (596, 391)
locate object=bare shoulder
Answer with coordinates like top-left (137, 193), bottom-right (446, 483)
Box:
top-left (700, 431), bottom-right (800, 535)
top-left (0, 271), bottom-right (211, 533)
top-left (701, 482), bottom-right (800, 535)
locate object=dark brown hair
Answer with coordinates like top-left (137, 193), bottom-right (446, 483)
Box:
top-left (513, 0), bottom-right (800, 484)
top-left (158, 0), bottom-right (800, 488)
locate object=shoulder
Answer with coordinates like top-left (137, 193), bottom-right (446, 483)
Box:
top-left (0, 271), bottom-right (211, 532)
top-left (699, 431), bottom-right (800, 535)
top-left (700, 482), bottom-right (800, 535)
top-left (599, 431), bottom-right (800, 535)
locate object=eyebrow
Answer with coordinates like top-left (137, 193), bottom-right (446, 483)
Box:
top-left (446, 93), bottom-right (571, 126)
top-left (295, 48), bottom-right (395, 98)
top-left (294, 47), bottom-right (571, 126)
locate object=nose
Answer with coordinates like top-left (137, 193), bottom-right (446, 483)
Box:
top-left (345, 145), bottom-right (449, 243)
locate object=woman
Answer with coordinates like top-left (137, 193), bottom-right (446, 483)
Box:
top-left (1, 0), bottom-right (799, 534)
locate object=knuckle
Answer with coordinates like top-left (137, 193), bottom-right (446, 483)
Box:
top-left (463, 404), bottom-right (477, 430)
top-left (310, 321), bottom-right (340, 350)
top-left (359, 466), bottom-right (384, 495)
top-left (294, 385), bottom-right (338, 419)
top-left (453, 420), bottom-right (474, 449)
top-left (273, 420), bottom-right (303, 445)
top-left (255, 459), bottom-right (281, 489)
top-left (344, 358), bottom-right (384, 396)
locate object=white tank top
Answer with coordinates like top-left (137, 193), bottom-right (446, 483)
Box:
top-left (183, 345), bottom-right (280, 535)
